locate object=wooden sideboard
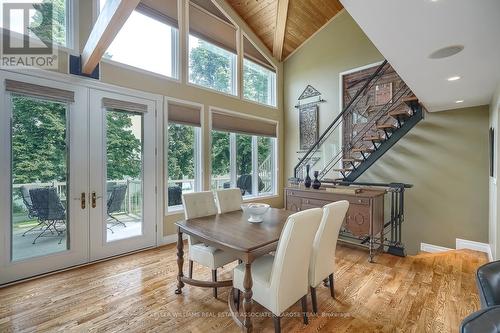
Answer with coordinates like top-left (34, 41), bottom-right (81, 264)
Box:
top-left (285, 186), bottom-right (385, 238)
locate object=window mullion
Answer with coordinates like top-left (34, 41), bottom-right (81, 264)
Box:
top-left (252, 136), bottom-right (258, 196)
top-left (230, 133), bottom-right (236, 188)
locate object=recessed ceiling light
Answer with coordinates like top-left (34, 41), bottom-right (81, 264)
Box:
top-left (429, 45), bottom-right (465, 59)
top-left (447, 76), bottom-right (461, 81)
top-left (455, 100), bottom-right (464, 103)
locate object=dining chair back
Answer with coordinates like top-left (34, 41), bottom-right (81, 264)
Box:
top-left (215, 188), bottom-right (243, 213)
top-left (182, 191), bottom-right (218, 220)
top-left (308, 200), bottom-right (349, 313)
top-left (270, 208), bottom-right (323, 315)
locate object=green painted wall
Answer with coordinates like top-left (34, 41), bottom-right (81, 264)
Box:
top-left (284, 10), bottom-right (489, 255)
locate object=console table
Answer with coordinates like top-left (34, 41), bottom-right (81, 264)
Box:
top-left (285, 186), bottom-right (386, 261)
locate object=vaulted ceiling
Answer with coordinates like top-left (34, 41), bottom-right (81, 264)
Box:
top-left (227, 0), bottom-right (343, 61)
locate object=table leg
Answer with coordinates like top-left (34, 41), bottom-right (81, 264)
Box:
top-left (175, 227), bottom-right (185, 294)
top-left (242, 263), bottom-right (253, 332)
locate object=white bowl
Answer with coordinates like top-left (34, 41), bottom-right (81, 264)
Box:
top-left (241, 203), bottom-right (270, 223)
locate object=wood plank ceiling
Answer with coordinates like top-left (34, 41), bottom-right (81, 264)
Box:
top-left (227, 0), bottom-right (343, 61)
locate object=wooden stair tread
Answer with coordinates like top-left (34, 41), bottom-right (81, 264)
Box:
top-left (333, 168), bottom-right (353, 172)
top-left (402, 95), bottom-right (418, 103)
top-left (376, 123), bottom-right (397, 130)
top-left (351, 147), bottom-right (374, 153)
top-left (363, 135), bottom-right (383, 142)
top-left (389, 109), bottom-right (412, 118)
top-left (343, 158), bottom-right (363, 163)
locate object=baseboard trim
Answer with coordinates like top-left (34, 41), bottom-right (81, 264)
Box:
top-left (159, 234), bottom-right (186, 246)
top-left (456, 238), bottom-right (493, 261)
top-left (420, 242), bottom-right (452, 253)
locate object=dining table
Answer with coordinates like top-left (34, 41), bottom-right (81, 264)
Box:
top-left (174, 207), bottom-right (294, 332)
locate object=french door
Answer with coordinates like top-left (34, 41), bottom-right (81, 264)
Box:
top-left (0, 72), bottom-right (158, 285)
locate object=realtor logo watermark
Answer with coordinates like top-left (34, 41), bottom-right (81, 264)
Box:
top-left (1, 1), bottom-right (58, 69)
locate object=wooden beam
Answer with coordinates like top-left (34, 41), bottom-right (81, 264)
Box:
top-left (272, 0), bottom-right (289, 61)
top-left (81, 0), bottom-right (141, 74)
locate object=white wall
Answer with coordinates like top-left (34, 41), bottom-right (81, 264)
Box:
top-left (490, 83), bottom-right (500, 260)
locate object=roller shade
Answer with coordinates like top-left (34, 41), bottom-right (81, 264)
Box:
top-left (136, 0), bottom-right (178, 28)
top-left (102, 98), bottom-right (148, 114)
top-left (189, 2), bottom-right (237, 54)
top-left (212, 111), bottom-right (277, 137)
top-left (5, 79), bottom-right (74, 103)
top-left (243, 37), bottom-right (275, 72)
top-left (168, 102), bottom-right (201, 127)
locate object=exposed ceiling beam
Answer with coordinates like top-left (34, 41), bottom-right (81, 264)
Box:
top-left (81, 0), bottom-right (141, 74)
top-left (273, 0), bottom-right (289, 61)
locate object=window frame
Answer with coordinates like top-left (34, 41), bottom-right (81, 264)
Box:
top-left (242, 58), bottom-right (277, 108)
top-left (94, 0), bottom-right (180, 80)
top-left (210, 130), bottom-right (277, 200)
top-left (165, 120), bottom-right (203, 214)
top-left (187, 34), bottom-right (238, 97)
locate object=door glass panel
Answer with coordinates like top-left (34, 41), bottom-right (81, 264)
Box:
top-left (105, 109), bottom-right (143, 242)
top-left (11, 94), bottom-right (69, 261)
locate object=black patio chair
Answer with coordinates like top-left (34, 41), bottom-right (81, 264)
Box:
top-left (236, 175), bottom-right (265, 195)
top-left (168, 185), bottom-right (182, 207)
top-left (29, 187), bottom-right (66, 244)
top-left (107, 184), bottom-right (128, 233)
top-left (19, 185), bottom-right (46, 237)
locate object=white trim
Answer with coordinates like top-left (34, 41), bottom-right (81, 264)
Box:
top-left (159, 233), bottom-right (187, 246)
top-left (283, 9), bottom-right (345, 62)
top-left (456, 238), bottom-right (494, 261)
top-left (420, 243), bottom-right (452, 253)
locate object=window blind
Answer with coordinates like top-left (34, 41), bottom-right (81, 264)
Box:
top-left (243, 36), bottom-right (275, 73)
top-left (5, 79), bottom-right (75, 103)
top-left (211, 111), bottom-right (277, 137)
top-left (102, 97), bottom-right (148, 113)
top-left (168, 102), bottom-right (201, 127)
top-left (136, 0), bottom-right (178, 28)
top-left (189, 2), bottom-right (237, 54)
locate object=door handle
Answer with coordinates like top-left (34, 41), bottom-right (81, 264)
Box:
top-left (73, 192), bottom-right (86, 209)
top-left (91, 192), bottom-right (102, 208)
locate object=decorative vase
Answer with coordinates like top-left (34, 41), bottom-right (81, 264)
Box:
top-left (312, 171), bottom-right (321, 189)
top-left (304, 165), bottom-right (312, 188)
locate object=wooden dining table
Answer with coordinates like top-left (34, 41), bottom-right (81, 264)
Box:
top-left (174, 208), bottom-right (293, 332)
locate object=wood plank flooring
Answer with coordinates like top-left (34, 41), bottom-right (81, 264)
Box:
top-left (0, 243), bottom-right (487, 333)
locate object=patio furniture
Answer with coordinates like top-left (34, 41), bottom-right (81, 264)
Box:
top-left (28, 187), bottom-right (66, 244)
top-left (20, 185), bottom-right (45, 237)
top-left (107, 184), bottom-right (128, 232)
top-left (168, 185), bottom-right (182, 207)
top-left (223, 175), bottom-right (265, 195)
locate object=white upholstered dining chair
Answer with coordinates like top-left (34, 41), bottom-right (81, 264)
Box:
top-left (182, 191), bottom-right (238, 298)
top-left (232, 208), bottom-right (323, 332)
top-left (215, 188), bottom-right (243, 213)
top-left (309, 200), bottom-right (349, 313)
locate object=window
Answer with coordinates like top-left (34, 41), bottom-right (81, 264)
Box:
top-left (243, 36), bottom-right (276, 106)
top-left (0, 0), bottom-right (74, 49)
top-left (188, 1), bottom-right (237, 95)
top-left (210, 111), bottom-right (277, 198)
top-left (166, 102), bottom-right (202, 210)
top-left (98, 0), bottom-right (179, 78)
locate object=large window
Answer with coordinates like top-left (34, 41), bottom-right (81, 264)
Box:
top-left (243, 60), bottom-right (276, 106)
top-left (99, 0), bottom-right (179, 78)
top-left (0, 0), bottom-right (74, 49)
top-left (211, 131), bottom-right (276, 197)
top-left (243, 36), bottom-right (276, 106)
top-left (188, 1), bottom-right (237, 95)
top-left (166, 102), bottom-right (202, 210)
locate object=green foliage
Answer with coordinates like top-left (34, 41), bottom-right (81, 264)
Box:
top-left (12, 96), bottom-right (67, 184)
top-left (168, 124), bottom-right (195, 181)
top-left (106, 111), bottom-right (142, 180)
top-left (211, 131), bottom-right (230, 177)
top-left (236, 135), bottom-right (252, 175)
top-left (12, 95), bottom-right (143, 185)
top-left (243, 60), bottom-right (274, 105)
top-left (31, 0), bottom-right (66, 46)
top-left (189, 39), bottom-right (233, 94)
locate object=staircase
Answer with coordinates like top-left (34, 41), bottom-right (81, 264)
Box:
top-left (294, 60), bottom-right (425, 182)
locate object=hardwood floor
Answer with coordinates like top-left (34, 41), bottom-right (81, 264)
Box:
top-left (0, 243), bottom-right (487, 333)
